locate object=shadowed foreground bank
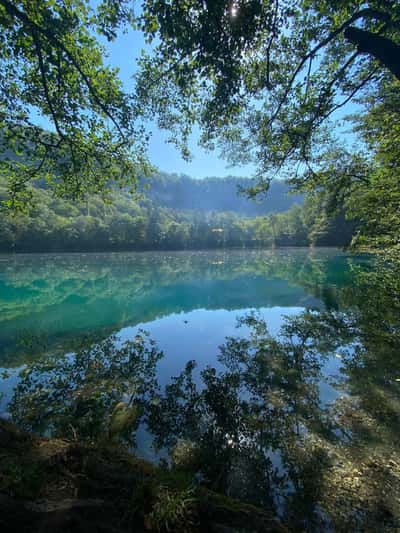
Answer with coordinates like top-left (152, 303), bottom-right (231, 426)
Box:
top-left (0, 420), bottom-right (286, 533)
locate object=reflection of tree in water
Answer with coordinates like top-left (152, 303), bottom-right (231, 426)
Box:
top-left (145, 311), bottom-right (349, 529)
top-left (8, 257), bottom-right (400, 530)
top-left (9, 333), bottom-right (162, 444)
top-left (145, 259), bottom-right (400, 530)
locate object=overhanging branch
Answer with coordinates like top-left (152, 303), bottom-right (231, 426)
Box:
top-left (0, 0), bottom-right (127, 138)
top-left (344, 27), bottom-right (400, 80)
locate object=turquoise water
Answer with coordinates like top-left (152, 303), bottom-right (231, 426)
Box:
top-left (0, 248), bottom-right (368, 411)
top-left (0, 248), bottom-right (356, 365)
top-left (1, 248), bottom-right (399, 530)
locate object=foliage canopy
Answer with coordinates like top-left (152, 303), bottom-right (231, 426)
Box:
top-left (0, 0), bottom-right (150, 209)
top-left (134, 0), bottom-right (400, 192)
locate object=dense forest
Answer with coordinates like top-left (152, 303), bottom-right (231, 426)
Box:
top-left (0, 174), bottom-right (353, 252)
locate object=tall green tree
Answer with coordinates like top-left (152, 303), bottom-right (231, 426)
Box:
top-left (346, 79), bottom-right (400, 249)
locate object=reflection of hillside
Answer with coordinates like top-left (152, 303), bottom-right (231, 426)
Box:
top-left (0, 249), bottom-right (370, 366)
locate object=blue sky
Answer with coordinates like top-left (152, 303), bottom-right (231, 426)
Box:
top-left (103, 26), bottom-right (360, 180)
top-left (103, 28), bottom-right (256, 179)
top-left (33, 7), bottom-right (358, 181)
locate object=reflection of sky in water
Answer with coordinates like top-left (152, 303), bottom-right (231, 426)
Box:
top-left (2, 251), bottom-right (398, 530)
top-left (0, 248), bottom-right (355, 363)
top-left (320, 352), bottom-right (346, 405)
top-left (0, 305), bottom-right (343, 424)
top-left (119, 306), bottom-right (303, 385)
top-left (117, 305), bottom-right (343, 461)
top-left (0, 370), bottom-right (20, 417)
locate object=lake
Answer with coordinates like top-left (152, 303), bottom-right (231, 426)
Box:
top-left (0, 248), bottom-right (358, 366)
top-left (1, 248), bottom-right (399, 530)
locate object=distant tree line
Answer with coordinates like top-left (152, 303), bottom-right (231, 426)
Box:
top-left (0, 175), bottom-right (354, 252)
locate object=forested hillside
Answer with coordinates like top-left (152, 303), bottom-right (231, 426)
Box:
top-left (144, 173), bottom-right (303, 214)
top-left (0, 173), bottom-right (352, 252)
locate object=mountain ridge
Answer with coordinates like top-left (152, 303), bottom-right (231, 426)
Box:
top-left (142, 172), bottom-right (303, 215)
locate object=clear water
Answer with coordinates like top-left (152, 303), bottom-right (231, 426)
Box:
top-left (1, 248), bottom-right (399, 530)
top-left (0, 248), bottom-right (354, 367)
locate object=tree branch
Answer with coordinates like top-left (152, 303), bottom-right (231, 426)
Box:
top-left (344, 27), bottom-right (400, 80)
top-left (33, 32), bottom-right (65, 142)
top-left (0, 0), bottom-right (126, 138)
top-left (320, 67), bottom-right (380, 122)
top-left (268, 7), bottom-right (393, 127)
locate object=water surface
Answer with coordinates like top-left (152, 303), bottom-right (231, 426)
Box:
top-left (1, 248), bottom-right (399, 531)
top-left (0, 248), bottom-right (356, 366)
